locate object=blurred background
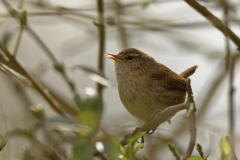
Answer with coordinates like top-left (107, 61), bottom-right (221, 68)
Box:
top-left (0, 0), bottom-right (239, 159)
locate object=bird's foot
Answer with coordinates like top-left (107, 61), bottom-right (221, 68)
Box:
top-left (132, 127), bottom-right (145, 147)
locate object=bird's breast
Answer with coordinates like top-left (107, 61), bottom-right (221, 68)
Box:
top-left (116, 71), bottom-right (162, 121)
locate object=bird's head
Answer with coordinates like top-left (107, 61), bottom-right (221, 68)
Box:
top-left (105, 48), bottom-right (155, 72)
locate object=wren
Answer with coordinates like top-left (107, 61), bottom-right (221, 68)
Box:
top-left (105, 48), bottom-right (197, 121)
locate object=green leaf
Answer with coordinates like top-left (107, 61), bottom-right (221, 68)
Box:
top-left (0, 135), bottom-right (7, 151)
top-left (67, 65), bottom-right (111, 86)
top-left (186, 156), bottom-right (204, 160)
top-left (124, 131), bottom-right (145, 158)
top-left (30, 104), bottom-right (45, 120)
top-left (132, 143), bottom-right (144, 156)
top-left (72, 139), bottom-right (96, 160)
top-left (21, 10), bottom-right (27, 26)
top-left (54, 63), bottom-right (65, 73)
top-left (0, 31), bottom-right (13, 52)
top-left (141, 2), bottom-right (149, 9)
top-left (196, 143), bottom-right (204, 158)
top-left (102, 137), bottom-right (119, 160)
top-left (196, 143), bottom-right (209, 160)
top-left (218, 136), bottom-right (231, 160)
top-left (127, 132), bottom-right (145, 149)
top-left (168, 143), bottom-right (180, 159)
top-left (77, 95), bottom-right (103, 129)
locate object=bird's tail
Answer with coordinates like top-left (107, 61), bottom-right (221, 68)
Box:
top-left (180, 65), bottom-right (198, 79)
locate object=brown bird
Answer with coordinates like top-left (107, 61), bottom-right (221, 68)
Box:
top-left (105, 48), bottom-right (197, 121)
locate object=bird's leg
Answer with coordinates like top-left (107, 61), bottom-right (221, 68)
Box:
top-left (133, 127), bottom-right (144, 144)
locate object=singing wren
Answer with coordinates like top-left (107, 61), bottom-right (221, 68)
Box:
top-left (105, 48), bottom-right (197, 121)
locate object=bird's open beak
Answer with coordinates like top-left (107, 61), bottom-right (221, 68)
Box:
top-left (105, 53), bottom-right (123, 62)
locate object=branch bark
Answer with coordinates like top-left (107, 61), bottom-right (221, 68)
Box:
top-left (184, 0), bottom-right (240, 51)
top-left (120, 103), bottom-right (187, 146)
top-left (184, 79), bottom-right (197, 158)
top-left (96, 0), bottom-right (105, 96)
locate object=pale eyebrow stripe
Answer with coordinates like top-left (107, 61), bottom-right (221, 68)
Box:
top-left (130, 53), bottom-right (140, 57)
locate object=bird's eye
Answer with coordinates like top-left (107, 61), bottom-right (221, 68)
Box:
top-left (127, 56), bottom-right (133, 60)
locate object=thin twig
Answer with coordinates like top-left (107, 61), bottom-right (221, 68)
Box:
top-left (113, 0), bottom-right (128, 49)
top-left (26, 26), bottom-right (58, 63)
top-left (184, 79), bottom-right (197, 158)
top-left (96, 0), bottom-right (105, 95)
top-left (1, 0), bottom-right (84, 110)
top-left (0, 101), bottom-right (8, 133)
top-left (13, 27), bottom-right (23, 57)
top-left (1, 0), bottom-right (80, 117)
top-left (184, 0), bottom-right (240, 51)
top-left (28, 12), bottom-right (96, 20)
top-left (0, 11), bottom-right (96, 20)
top-left (0, 60), bottom-right (67, 117)
top-left (222, 1), bottom-right (235, 150)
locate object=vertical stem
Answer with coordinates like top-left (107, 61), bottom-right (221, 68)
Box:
top-left (184, 79), bottom-right (197, 158)
top-left (96, 0), bottom-right (105, 96)
top-left (18, 0), bottom-right (25, 9)
top-left (114, 0), bottom-right (128, 49)
top-left (223, 3), bottom-right (235, 150)
top-left (13, 27), bottom-right (23, 57)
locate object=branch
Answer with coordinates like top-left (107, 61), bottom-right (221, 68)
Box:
top-left (96, 0), bottom-right (105, 95)
top-left (1, 0), bottom-right (78, 116)
top-left (184, 79), bottom-right (197, 158)
top-left (120, 79), bottom-right (197, 159)
top-left (222, 1), bottom-right (236, 150)
top-left (120, 103), bottom-right (187, 146)
top-left (113, 0), bottom-right (128, 49)
top-left (184, 0), bottom-right (240, 51)
top-left (13, 27), bottom-right (23, 57)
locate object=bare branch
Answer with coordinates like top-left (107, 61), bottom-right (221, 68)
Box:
top-left (96, 0), bottom-right (105, 96)
top-left (184, 0), bottom-right (240, 51)
top-left (120, 103), bottom-right (187, 146)
top-left (184, 79), bottom-right (197, 158)
top-left (222, 0), bottom-right (236, 151)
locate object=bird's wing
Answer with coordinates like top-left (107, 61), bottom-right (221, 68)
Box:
top-left (151, 67), bottom-right (187, 92)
